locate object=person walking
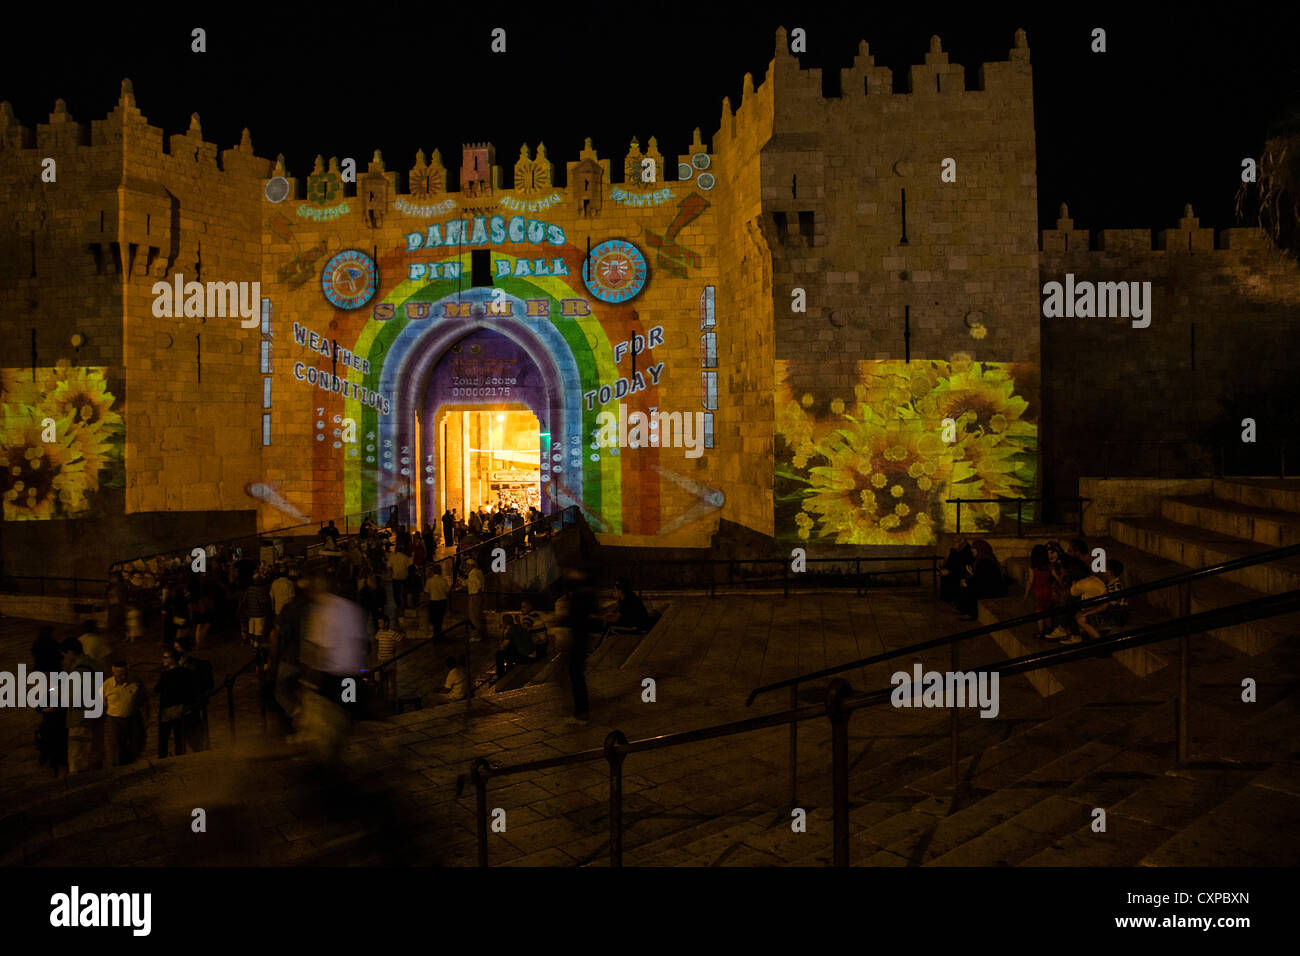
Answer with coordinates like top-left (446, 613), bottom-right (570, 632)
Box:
top-left (465, 559), bottom-right (485, 642)
top-left (387, 545), bottom-right (413, 613)
top-left (61, 637), bottom-right (105, 774)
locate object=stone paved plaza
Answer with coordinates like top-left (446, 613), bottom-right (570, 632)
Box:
top-left (4, 585), bottom-right (1297, 867)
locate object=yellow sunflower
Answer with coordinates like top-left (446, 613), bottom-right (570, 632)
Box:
top-left (1, 368), bottom-right (43, 404)
top-left (914, 361), bottom-right (1037, 526)
top-left (800, 407), bottom-right (975, 544)
top-left (44, 366), bottom-right (122, 430)
top-left (0, 407), bottom-right (91, 520)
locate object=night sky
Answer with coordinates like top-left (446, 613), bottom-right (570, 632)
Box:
top-left (3, 4), bottom-right (1298, 232)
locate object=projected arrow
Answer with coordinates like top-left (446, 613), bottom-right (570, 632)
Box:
top-left (651, 465), bottom-right (724, 535)
top-left (245, 481), bottom-right (307, 521)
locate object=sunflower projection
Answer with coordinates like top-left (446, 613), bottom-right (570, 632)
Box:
top-left (1, 364), bottom-right (125, 521)
top-left (775, 356), bottom-right (1038, 545)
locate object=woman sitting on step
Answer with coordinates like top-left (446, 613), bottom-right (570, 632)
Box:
top-left (599, 578), bottom-right (658, 641)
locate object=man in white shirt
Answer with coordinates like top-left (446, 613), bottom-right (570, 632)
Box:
top-left (105, 661), bottom-right (149, 766)
top-left (270, 566), bottom-right (296, 617)
top-left (387, 547), bottom-right (413, 611)
top-left (441, 656), bottom-right (467, 701)
top-left (424, 566), bottom-right (450, 640)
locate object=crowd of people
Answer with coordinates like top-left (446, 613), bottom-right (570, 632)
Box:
top-left (26, 507), bottom-right (663, 776)
top-left (30, 619), bottom-right (214, 776)
top-left (938, 535), bottom-right (1129, 643)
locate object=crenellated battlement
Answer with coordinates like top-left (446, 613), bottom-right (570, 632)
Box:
top-left (0, 79), bottom-right (716, 202)
top-left (718, 26), bottom-right (1034, 151)
top-left (1041, 203), bottom-right (1276, 255)
top-left (0, 80), bottom-right (272, 184)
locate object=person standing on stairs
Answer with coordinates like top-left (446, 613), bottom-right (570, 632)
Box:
top-left (554, 569), bottom-right (596, 724)
top-left (1025, 545), bottom-right (1054, 639)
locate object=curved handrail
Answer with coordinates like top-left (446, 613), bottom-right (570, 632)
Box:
top-left (458, 586), bottom-right (1300, 816)
top-left (465, 587), bottom-right (1300, 785)
top-left (744, 539), bottom-right (1300, 706)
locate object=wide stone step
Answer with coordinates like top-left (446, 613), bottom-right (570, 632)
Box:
top-left (1162, 494), bottom-right (1300, 548)
top-left (1097, 538), bottom-right (1297, 655)
top-left (1212, 478), bottom-right (1300, 515)
top-left (980, 583), bottom-right (1167, 683)
top-left (1139, 776), bottom-right (1300, 865)
top-left (1109, 515), bottom-right (1300, 595)
top-left (606, 800), bottom-right (775, 866)
top-left (868, 739), bottom-right (1129, 866)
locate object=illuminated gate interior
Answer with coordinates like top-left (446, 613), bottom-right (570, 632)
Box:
top-left (436, 407), bottom-right (540, 518)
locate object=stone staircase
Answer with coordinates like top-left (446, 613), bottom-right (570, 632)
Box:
top-left (574, 630), bottom-right (1300, 866)
top-left (1107, 478), bottom-right (1300, 655)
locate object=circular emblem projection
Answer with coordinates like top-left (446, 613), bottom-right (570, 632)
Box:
top-left (582, 240), bottom-right (647, 304)
top-left (264, 176), bottom-right (290, 203)
top-left (321, 250), bottom-right (378, 310)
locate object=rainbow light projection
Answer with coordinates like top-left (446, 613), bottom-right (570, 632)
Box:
top-left (341, 247), bottom-right (658, 534)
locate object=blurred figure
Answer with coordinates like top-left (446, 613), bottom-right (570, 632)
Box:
top-left (553, 570), bottom-right (596, 724)
top-left (358, 573), bottom-right (386, 637)
top-left (174, 634), bottom-right (213, 751)
top-left (387, 545), bottom-right (413, 612)
top-left (269, 570), bottom-right (308, 736)
top-left (297, 575), bottom-right (368, 765)
top-left (32, 626), bottom-right (67, 777)
top-left (241, 573), bottom-right (272, 648)
top-left (465, 559), bottom-right (485, 642)
top-left (78, 619), bottom-right (112, 671)
top-left (62, 636), bottom-right (105, 773)
top-left (105, 661), bottom-right (149, 766)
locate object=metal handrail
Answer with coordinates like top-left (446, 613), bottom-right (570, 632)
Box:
top-left (746, 539), bottom-right (1300, 706)
top-left (416, 505), bottom-right (580, 588)
top-left (461, 582), bottom-right (1300, 866)
top-left (213, 652), bottom-right (264, 742)
top-left (107, 510), bottom-right (384, 575)
top-left (1, 573), bottom-right (106, 597)
top-left (597, 555), bottom-right (943, 598)
top-left (944, 496), bottom-right (1089, 536)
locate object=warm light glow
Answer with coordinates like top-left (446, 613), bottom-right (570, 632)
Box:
top-left (496, 413), bottom-right (505, 422)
